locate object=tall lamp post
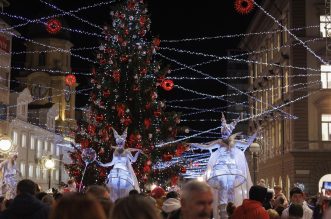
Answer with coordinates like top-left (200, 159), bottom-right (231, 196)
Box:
top-left (249, 142), bottom-right (260, 185)
top-left (44, 156), bottom-right (55, 189)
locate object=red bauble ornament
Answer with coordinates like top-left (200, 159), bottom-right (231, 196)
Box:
top-left (162, 154), bottom-right (173, 161)
top-left (180, 166), bottom-right (187, 173)
top-left (143, 165), bottom-right (151, 173)
top-left (154, 111), bottom-right (161, 117)
top-left (139, 16), bottom-right (147, 26)
top-left (112, 70), bottom-right (121, 82)
top-left (152, 38), bottom-right (161, 47)
top-left (151, 187), bottom-right (165, 199)
top-left (139, 68), bottom-right (147, 76)
top-left (120, 55), bottom-right (129, 62)
top-left (161, 79), bottom-right (174, 91)
top-left (87, 124), bottom-right (96, 135)
top-left (46, 19), bottom-right (62, 34)
top-left (123, 117), bottom-right (132, 126)
top-left (96, 114), bottom-right (104, 122)
top-left (116, 104), bottom-right (126, 117)
top-left (145, 103), bottom-right (151, 110)
top-left (127, 1), bottom-right (135, 10)
top-left (234, 0), bottom-right (254, 14)
top-left (65, 74), bottom-right (76, 87)
top-left (103, 89), bottom-right (111, 97)
top-left (80, 139), bottom-right (89, 148)
top-left (144, 118), bottom-right (151, 129)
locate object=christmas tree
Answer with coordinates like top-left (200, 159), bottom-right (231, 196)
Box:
top-left (65, 0), bottom-right (187, 189)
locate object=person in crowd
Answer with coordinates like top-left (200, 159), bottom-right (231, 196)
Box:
top-left (0, 153), bottom-right (21, 199)
top-left (86, 185), bottom-right (113, 218)
top-left (129, 189), bottom-right (139, 196)
top-left (274, 185), bottom-right (288, 207)
top-left (111, 195), bottom-right (161, 219)
top-left (313, 196), bottom-right (331, 219)
top-left (267, 209), bottom-right (280, 219)
top-left (167, 180), bottom-right (213, 219)
top-left (0, 196), bottom-right (4, 211)
top-left (36, 192), bottom-right (48, 200)
top-left (264, 189), bottom-right (274, 210)
top-left (97, 128), bottom-right (142, 201)
top-left (161, 191), bottom-right (181, 219)
top-left (0, 179), bottom-right (50, 219)
top-left (41, 194), bottom-right (55, 206)
top-left (288, 203), bottom-right (304, 219)
top-left (49, 193), bottom-right (106, 219)
top-left (281, 187), bottom-right (313, 219)
top-left (86, 185), bottom-right (111, 200)
top-left (231, 185), bottom-right (269, 219)
top-left (274, 196), bottom-right (286, 216)
top-left (226, 202), bottom-right (236, 219)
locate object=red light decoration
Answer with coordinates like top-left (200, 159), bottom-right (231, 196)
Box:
top-left (65, 74), bottom-right (76, 86)
top-left (46, 19), bottom-right (62, 34)
top-left (234, 0), bottom-right (254, 14)
top-left (161, 79), bottom-right (174, 91)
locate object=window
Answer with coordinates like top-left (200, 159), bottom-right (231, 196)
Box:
top-left (56, 146), bottom-right (60, 156)
top-left (321, 65), bottom-right (331, 89)
top-left (21, 105), bottom-right (26, 116)
top-left (321, 114), bottom-right (331, 141)
top-left (12, 131), bottom-right (18, 145)
top-left (277, 77), bottom-right (282, 99)
top-left (50, 143), bottom-right (54, 154)
top-left (270, 38), bottom-right (274, 60)
top-left (21, 134), bottom-right (26, 148)
top-left (30, 136), bottom-right (35, 150)
top-left (36, 166), bottom-right (41, 179)
top-left (29, 164), bottom-right (34, 178)
top-left (44, 141), bottom-right (48, 151)
top-left (284, 68), bottom-right (289, 93)
top-left (55, 170), bottom-right (59, 181)
top-left (20, 163), bottom-right (25, 177)
top-left (37, 140), bottom-right (42, 157)
top-left (320, 15), bottom-right (331, 37)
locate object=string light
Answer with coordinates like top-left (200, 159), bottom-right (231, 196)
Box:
top-left (0, 1), bottom-right (116, 32)
top-left (161, 25), bottom-right (319, 43)
top-left (254, 1), bottom-right (327, 65)
top-left (40, 0), bottom-right (103, 31)
top-left (0, 46), bottom-right (99, 56)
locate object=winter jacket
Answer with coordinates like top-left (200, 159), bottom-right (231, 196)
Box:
top-left (281, 202), bottom-right (313, 219)
top-left (231, 199), bottom-right (269, 219)
top-left (167, 208), bottom-right (181, 219)
top-left (0, 194), bottom-right (50, 219)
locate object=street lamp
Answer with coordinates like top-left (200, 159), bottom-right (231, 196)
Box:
top-left (44, 157), bottom-right (55, 189)
top-left (0, 136), bottom-right (12, 153)
top-left (249, 142), bottom-right (261, 185)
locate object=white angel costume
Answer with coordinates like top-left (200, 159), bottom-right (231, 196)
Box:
top-left (98, 128), bottom-right (141, 201)
top-left (0, 153), bottom-right (20, 199)
top-left (190, 116), bottom-right (255, 219)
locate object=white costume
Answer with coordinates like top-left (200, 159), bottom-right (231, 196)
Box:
top-left (0, 153), bottom-right (20, 199)
top-left (98, 128), bottom-right (141, 201)
top-left (190, 116), bottom-right (255, 219)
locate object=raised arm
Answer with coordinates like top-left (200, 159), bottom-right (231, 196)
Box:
top-left (0, 159), bottom-right (9, 169)
top-left (127, 149), bottom-right (140, 163)
top-left (189, 141), bottom-right (220, 153)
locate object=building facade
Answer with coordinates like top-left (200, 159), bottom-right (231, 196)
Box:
top-left (239, 0), bottom-right (331, 196)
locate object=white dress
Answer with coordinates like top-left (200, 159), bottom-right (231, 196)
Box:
top-left (99, 148), bottom-right (140, 201)
top-left (0, 159), bottom-right (18, 199)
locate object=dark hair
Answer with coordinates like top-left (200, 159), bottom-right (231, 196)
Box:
top-left (0, 196), bottom-right (5, 203)
top-left (129, 189), bottom-right (139, 196)
top-left (288, 203), bottom-right (303, 217)
top-left (290, 187), bottom-right (303, 198)
top-left (49, 193), bottom-right (106, 219)
top-left (86, 185), bottom-right (110, 200)
top-left (111, 195), bottom-right (161, 219)
top-left (226, 202), bottom-right (236, 216)
top-left (17, 179), bottom-right (37, 195)
top-left (98, 198), bottom-right (114, 219)
top-left (36, 192), bottom-right (48, 200)
top-left (249, 185), bottom-right (267, 204)
top-left (166, 191), bottom-right (179, 199)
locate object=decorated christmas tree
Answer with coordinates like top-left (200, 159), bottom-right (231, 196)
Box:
top-left (65, 0), bottom-right (187, 189)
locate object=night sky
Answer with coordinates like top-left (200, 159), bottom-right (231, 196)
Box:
top-left (4, 0), bottom-right (261, 139)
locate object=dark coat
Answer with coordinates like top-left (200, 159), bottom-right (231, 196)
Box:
top-left (0, 194), bottom-right (50, 219)
top-left (167, 209), bottom-right (181, 219)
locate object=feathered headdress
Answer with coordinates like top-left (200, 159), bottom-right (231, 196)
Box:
top-left (112, 128), bottom-right (128, 147)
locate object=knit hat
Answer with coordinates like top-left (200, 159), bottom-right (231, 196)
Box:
top-left (249, 185), bottom-right (267, 204)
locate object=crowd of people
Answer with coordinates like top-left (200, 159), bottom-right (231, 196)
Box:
top-left (0, 178), bottom-right (330, 219)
